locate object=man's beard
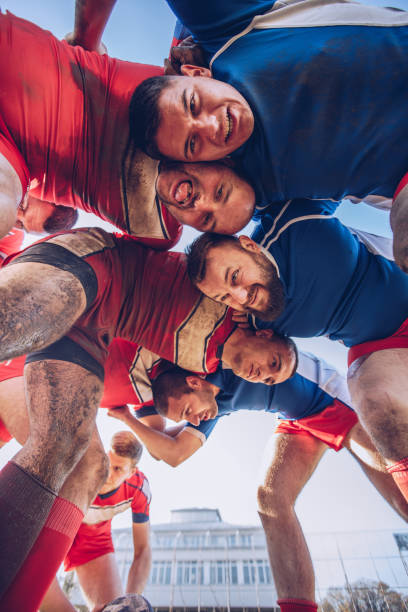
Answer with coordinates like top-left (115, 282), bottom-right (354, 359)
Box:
top-left (247, 252), bottom-right (286, 321)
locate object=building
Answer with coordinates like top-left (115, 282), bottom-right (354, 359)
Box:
top-left (114, 507), bottom-right (278, 611)
top-left (64, 508), bottom-right (408, 611)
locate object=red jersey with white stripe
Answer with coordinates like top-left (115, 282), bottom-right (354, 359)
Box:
top-left (0, 11), bottom-right (180, 248)
top-left (64, 468), bottom-right (150, 571)
top-left (0, 338), bottom-right (157, 406)
top-left (84, 469), bottom-right (151, 526)
top-left (9, 229), bottom-right (234, 376)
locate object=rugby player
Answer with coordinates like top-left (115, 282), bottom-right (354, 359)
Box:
top-left (0, 229), bottom-right (234, 608)
top-left (41, 432), bottom-right (151, 612)
top-left (131, 0), bottom-right (408, 265)
top-left (0, 10), bottom-right (258, 245)
top-left (109, 353), bottom-right (408, 612)
top-left (185, 208), bottom-right (408, 514)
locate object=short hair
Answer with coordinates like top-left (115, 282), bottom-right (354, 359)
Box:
top-left (111, 430), bottom-right (143, 465)
top-left (129, 75), bottom-right (175, 160)
top-left (186, 233), bottom-right (239, 285)
top-left (152, 365), bottom-right (194, 416)
top-left (43, 205), bottom-right (78, 234)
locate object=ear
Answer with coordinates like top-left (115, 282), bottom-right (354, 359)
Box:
top-left (185, 375), bottom-right (203, 390)
top-left (238, 235), bottom-right (261, 254)
top-left (180, 64), bottom-right (212, 78)
top-left (255, 328), bottom-right (274, 340)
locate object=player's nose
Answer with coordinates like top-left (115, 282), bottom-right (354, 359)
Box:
top-left (188, 414), bottom-right (201, 426)
top-left (196, 113), bottom-right (219, 143)
top-left (231, 286), bottom-right (248, 305)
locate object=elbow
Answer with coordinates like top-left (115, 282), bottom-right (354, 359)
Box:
top-left (166, 453), bottom-right (187, 468)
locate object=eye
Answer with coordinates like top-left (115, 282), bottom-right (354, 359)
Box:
top-left (231, 270), bottom-right (238, 284)
top-left (202, 213), bottom-right (212, 228)
top-left (190, 136), bottom-right (196, 155)
top-left (190, 93), bottom-right (196, 115)
top-left (215, 185), bottom-right (223, 201)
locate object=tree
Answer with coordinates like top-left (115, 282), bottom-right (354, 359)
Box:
top-left (320, 579), bottom-right (408, 612)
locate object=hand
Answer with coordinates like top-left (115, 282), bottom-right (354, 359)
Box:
top-left (107, 405), bottom-right (132, 421)
top-left (64, 32), bottom-right (108, 54)
top-left (231, 310), bottom-right (251, 328)
top-left (165, 36), bottom-right (207, 75)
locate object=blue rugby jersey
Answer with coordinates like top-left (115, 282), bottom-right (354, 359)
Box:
top-left (167, 0), bottom-right (408, 205)
top-left (136, 352), bottom-right (352, 440)
top-left (186, 351), bottom-right (351, 441)
top-left (251, 200), bottom-right (408, 345)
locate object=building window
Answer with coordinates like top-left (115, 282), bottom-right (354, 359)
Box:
top-left (150, 561), bottom-right (172, 585)
top-left (240, 533), bottom-right (252, 547)
top-left (230, 561), bottom-right (238, 584)
top-left (243, 560), bottom-right (256, 584)
top-left (257, 559), bottom-right (272, 584)
top-left (227, 533), bottom-right (237, 547)
top-left (175, 561), bottom-right (204, 585)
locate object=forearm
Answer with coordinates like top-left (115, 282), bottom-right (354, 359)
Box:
top-left (72, 0), bottom-right (117, 51)
top-left (118, 413), bottom-right (189, 466)
top-left (126, 547), bottom-right (152, 594)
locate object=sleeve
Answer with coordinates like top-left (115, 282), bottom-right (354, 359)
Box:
top-left (134, 401), bottom-right (158, 418)
top-left (184, 415), bottom-right (220, 441)
top-left (131, 474), bottom-right (151, 524)
top-left (166, 0), bottom-right (276, 54)
top-left (295, 352), bottom-right (352, 409)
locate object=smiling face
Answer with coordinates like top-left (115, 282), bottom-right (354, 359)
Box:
top-left (166, 377), bottom-right (218, 426)
top-left (155, 68), bottom-right (254, 162)
top-left (156, 161), bottom-right (255, 233)
top-left (197, 237), bottom-right (285, 321)
top-left (225, 329), bottom-right (298, 385)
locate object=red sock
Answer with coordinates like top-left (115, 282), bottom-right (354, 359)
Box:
top-left (0, 461), bottom-right (56, 595)
top-left (387, 457), bottom-right (408, 503)
top-left (1, 496), bottom-right (83, 612)
top-left (278, 599), bottom-right (318, 612)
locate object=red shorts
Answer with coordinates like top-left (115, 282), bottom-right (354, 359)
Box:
top-left (274, 399), bottom-right (358, 451)
top-left (64, 521), bottom-right (114, 572)
top-left (0, 418), bottom-right (12, 443)
top-left (348, 316), bottom-right (408, 367)
top-left (0, 355), bottom-right (25, 383)
top-left (394, 171), bottom-right (408, 200)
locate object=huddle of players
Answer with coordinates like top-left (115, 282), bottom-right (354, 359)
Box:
top-left (1, 1), bottom-right (408, 611)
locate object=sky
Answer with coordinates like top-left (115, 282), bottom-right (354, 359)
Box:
top-left (1, 0), bottom-right (407, 544)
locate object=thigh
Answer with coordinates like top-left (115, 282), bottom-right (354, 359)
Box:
top-left (0, 262), bottom-right (87, 361)
top-left (13, 359), bottom-right (103, 492)
top-left (258, 431), bottom-right (328, 507)
top-left (76, 552), bottom-right (122, 610)
top-left (348, 347), bottom-right (408, 462)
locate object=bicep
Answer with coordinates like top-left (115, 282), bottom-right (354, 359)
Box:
top-left (174, 429), bottom-right (203, 461)
top-left (138, 414), bottom-right (166, 431)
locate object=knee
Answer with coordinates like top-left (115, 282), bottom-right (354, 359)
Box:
top-left (29, 422), bottom-right (94, 476)
top-left (257, 484), bottom-right (291, 518)
top-left (85, 448), bottom-right (110, 504)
